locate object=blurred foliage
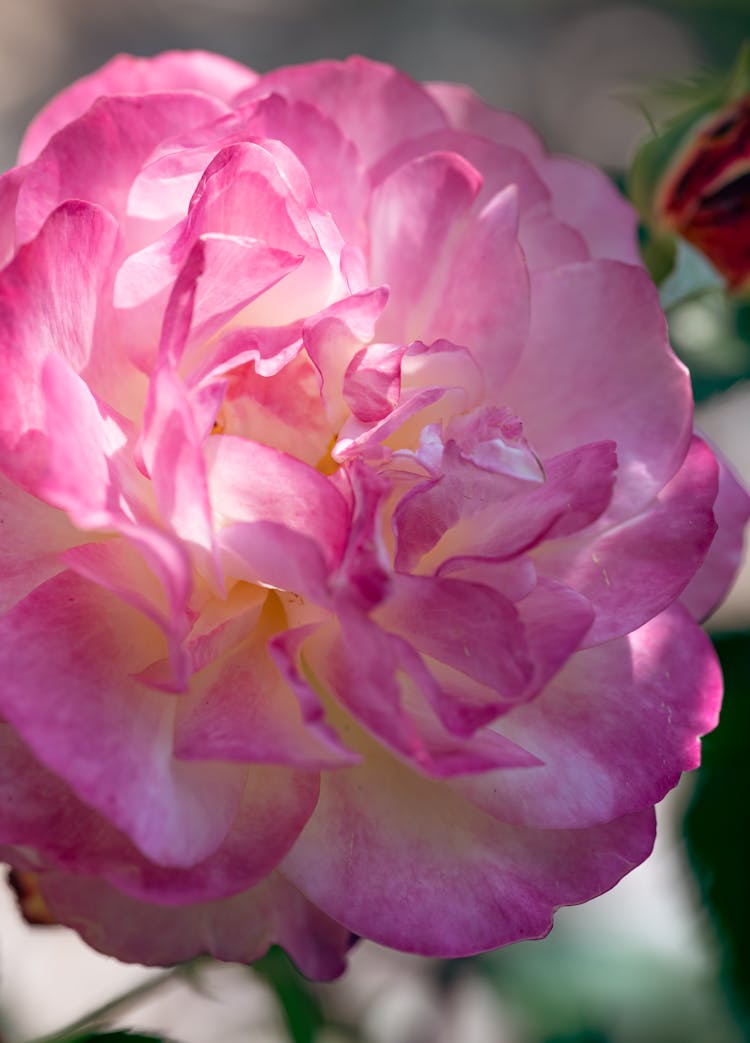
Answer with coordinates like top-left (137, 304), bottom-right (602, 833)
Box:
top-left (474, 927), bottom-right (741, 1043)
top-left (685, 632), bottom-right (750, 1032)
top-left (252, 948), bottom-right (326, 1043)
top-left (58, 1034), bottom-right (167, 1042)
top-left (667, 285), bottom-right (750, 403)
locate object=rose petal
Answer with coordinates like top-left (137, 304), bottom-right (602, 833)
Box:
top-left (502, 261), bottom-right (693, 517)
top-left (540, 436), bottom-right (718, 645)
top-left (0, 473), bottom-right (79, 614)
top-left (0, 571), bottom-right (244, 867)
top-left (206, 434), bottom-right (349, 571)
top-left (32, 868), bottom-right (350, 978)
top-left (454, 604), bottom-right (722, 828)
top-left (0, 201), bottom-right (117, 489)
top-left (174, 622), bottom-right (357, 769)
top-left (19, 50), bottom-right (258, 164)
top-left (680, 445), bottom-right (750, 620)
top-left (370, 150), bottom-right (483, 341)
top-left (241, 56), bottom-right (447, 165)
top-left (0, 725), bottom-right (320, 905)
top-left (283, 742), bottom-right (655, 955)
top-left (16, 93), bottom-right (231, 243)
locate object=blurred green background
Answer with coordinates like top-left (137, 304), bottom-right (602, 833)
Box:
top-left (0, 1), bottom-right (748, 1041)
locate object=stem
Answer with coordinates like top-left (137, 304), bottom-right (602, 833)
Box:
top-left (24, 965), bottom-right (190, 1043)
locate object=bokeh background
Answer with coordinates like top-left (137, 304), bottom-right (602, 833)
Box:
top-left (0, 1), bottom-right (749, 1041)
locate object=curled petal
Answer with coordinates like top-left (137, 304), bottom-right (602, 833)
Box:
top-left (207, 434), bottom-right (349, 582)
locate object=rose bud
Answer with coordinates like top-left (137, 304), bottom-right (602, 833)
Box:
top-left (631, 42), bottom-right (750, 292)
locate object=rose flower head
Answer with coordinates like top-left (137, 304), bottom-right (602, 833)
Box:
top-left (0, 52), bottom-right (747, 977)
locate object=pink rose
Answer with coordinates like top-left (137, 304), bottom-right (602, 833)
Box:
top-left (0, 52), bottom-right (747, 978)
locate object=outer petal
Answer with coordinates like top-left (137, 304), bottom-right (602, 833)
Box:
top-left (540, 436), bottom-right (718, 645)
top-left (681, 446), bottom-right (750, 620)
top-left (538, 155), bottom-right (641, 266)
top-left (15, 92), bottom-right (231, 244)
top-left (453, 604), bottom-right (722, 829)
top-left (19, 51), bottom-right (257, 164)
top-left (371, 129), bottom-right (550, 213)
top-left (0, 571), bottom-right (245, 868)
top-left (502, 261), bottom-right (693, 517)
top-left (426, 82), bottom-right (639, 265)
top-left (27, 869), bottom-right (350, 980)
top-left (0, 474), bottom-right (81, 614)
top-left (0, 201), bottom-right (117, 489)
top-left (426, 82), bottom-right (546, 161)
top-left (242, 56), bottom-right (448, 165)
top-left (369, 150), bottom-right (482, 342)
top-left (283, 741), bottom-right (655, 955)
top-left (372, 128), bottom-right (571, 277)
top-left (0, 166), bottom-right (24, 267)
top-left (0, 726), bottom-right (319, 905)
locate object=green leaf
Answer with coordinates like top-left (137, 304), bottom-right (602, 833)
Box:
top-left (684, 631), bottom-right (750, 1029)
top-left (477, 929), bottom-right (739, 1043)
top-left (253, 947), bottom-right (325, 1043)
